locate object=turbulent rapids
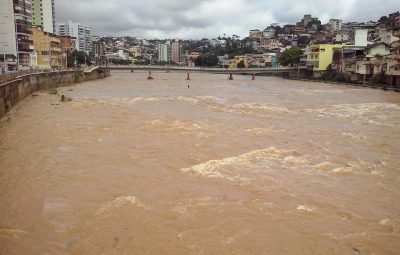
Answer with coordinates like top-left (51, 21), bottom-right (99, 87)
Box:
top-left (0, 72), bottom-right (399, 255)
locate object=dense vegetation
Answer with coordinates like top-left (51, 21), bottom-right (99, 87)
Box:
top-left (278, 47), bottom-right (303, 67)
top-left (194, 55), bottom-right (219, 67)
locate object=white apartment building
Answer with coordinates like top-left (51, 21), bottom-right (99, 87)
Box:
top-left (263, 27), bottom-right (276, 39)
top-left (57, 20), bottom-right (92, 53)
top-left (0, 0), bottom-right (17, 70)
top-left (157, 44), bottom-right (169, 62)
top-left (32, 0), bottom-right (55, 33)
top-left (329, 19), bottom-right (342, 31)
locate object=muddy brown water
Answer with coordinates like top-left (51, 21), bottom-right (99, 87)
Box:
top-left (0, 71), bottom-right (399, 255)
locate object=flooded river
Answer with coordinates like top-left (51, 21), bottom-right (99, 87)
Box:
top-left (0, 72), bottom-right (400, 255)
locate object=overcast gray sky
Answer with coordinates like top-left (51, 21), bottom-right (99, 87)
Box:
top-left (55, 0), bottom-right (400, 39)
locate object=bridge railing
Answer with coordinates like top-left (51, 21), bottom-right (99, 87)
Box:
top-left (106, 65), bottom-right (298, 71)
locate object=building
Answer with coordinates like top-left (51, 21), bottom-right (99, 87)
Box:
top-left (2, 0), bottom-right (35, 70)
top-left (209, 39), bottom-right (226, 47)
top-left (332, 46), bottom-right (365, 80)
top-left (59, 35), bottom-right (75, 54)
top-left (157, 43), bottom-right (169, 62)
top-left (365, 42), bottom-right (390, 58)
top-left (334, 32), bottom-right (350, 44)
top-left (294, 23), bottom-right (305, 34)
top-left (307, 44), bottom-right (343, 75)
top-left (386, 41), bottom-right (400, 87)
top-left (378, 31), bottom-right (400, 45)
top-left (14, 0), bottom-right (35, 69)
top-left (249, 29), bottom-right (262, 39)
top-left (259, 38), bottom-right (282, 50)
top-left (218, 55), bottom-right (230, 68)
top-left (171, 40), bottom-right (182, 64)
top-left (57, 20), bottom-right (92, 53)
top-left (32, 26), bottom-right (61, 69)
top-left (328, 19), bottom-right (342, 31)
top-left (353, 29), bottom-right (369, 46)
top-left (59, 35), bottom-right (75, 66)
top-left (92, 41), bottom-right (105, 61)
top-left (302, 15), bottom-right (319, 27)
top-left (0, 0), bottom-right (18, 71)
top-left (31, 0), bottom-right (55, 33)
top-left (187, 51), bottom-right (200, 67)
top-left (263, 26), bottom-right (276, 39)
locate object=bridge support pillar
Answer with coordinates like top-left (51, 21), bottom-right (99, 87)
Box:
top-left (147, 71), bottom-right (154, 80)
top-left (186, 73), bottom-right (190, 80)
top-left (228, 73), bottom-right (234, 80)
top-left (252, 73), bottom-right (255, 80)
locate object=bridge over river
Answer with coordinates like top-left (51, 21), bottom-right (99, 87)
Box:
top-left (105, 65), bottom-right (304, 80)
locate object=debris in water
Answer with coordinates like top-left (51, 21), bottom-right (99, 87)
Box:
top-left (60, 95), bottom-right (72, 102)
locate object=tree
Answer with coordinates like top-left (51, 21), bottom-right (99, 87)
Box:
top-left (70, 50), bottom-right (93, 67)
top-left (298, 36), bottom-right (311, 46)
top-left (378, 16), bottom-right (388, 23)
top-left (194, 55), bottom-right (218, 67)
top-left (237, 60), bottom-right (246, 68)
top-left (278, 47), bottom-right (303, 67)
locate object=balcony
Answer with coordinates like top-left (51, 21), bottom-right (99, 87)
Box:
top-left (387, 64), bottom-right (400, 76)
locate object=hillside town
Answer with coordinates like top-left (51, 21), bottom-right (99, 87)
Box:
top-left (0, 0), bottom-right (399, 86)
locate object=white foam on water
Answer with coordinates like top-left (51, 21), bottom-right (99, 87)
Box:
top-left (245, 127), bottom-right (285, 135)
top-left (140, 118), bottom-right (217, 138)
top-left (297, 205), bottom-right (315, 212)
top-left (232, 103), bottom-right (292, 113)
top-left (303, 103), bottom-right (400, 127)
top-left (342, 132), bottom-right (367, 140)
top-left (332, 167), bottom-right (355, 174)
top-left (181, 147), bottom-right (302, 181)
top-left (0, 228), bottom-right (27, 236)
top-left (313, 161), bottom-right (334, 172)
top-left (96, 196), bottom-right (146, 216)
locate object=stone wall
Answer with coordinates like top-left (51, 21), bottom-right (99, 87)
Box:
top-left (0, 68), bottom-right (110, 118)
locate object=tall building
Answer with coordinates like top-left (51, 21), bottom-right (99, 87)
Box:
top-left (171, 40), bottom-right (182, 64)
top-left (57, 20), bottom-right (92, 53)
top-left (0, 0), bottom-right (34, 71)
top-left (14, 0), bottom-right (34, 68)
top-left (0, 0), bottom-right (17, 71)
top-left (32, 0), bottom-right (55, 33)
top-left (92, 41), bottom-right (105, 60)
top-left (157, 43), bottom-right (169, 62)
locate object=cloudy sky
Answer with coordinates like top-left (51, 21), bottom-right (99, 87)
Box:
top-left (55, 0), bottom-right (400, 39)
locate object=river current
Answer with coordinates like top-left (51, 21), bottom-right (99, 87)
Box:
top-left (0, 72), bottom-right (399, 254)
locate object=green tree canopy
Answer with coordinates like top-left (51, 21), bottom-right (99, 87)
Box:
top-left (278, 47), bottom-right (303, 67)
top-left (70, 50), bottom-right (93, 67)
top-left (237, 60), bottom-right (246, 68)
top-left (194, 55), bottom-right (218, 67)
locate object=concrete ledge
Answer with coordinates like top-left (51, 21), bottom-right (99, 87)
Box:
top-left (285, 77), bottom-right (400, 92)
top-left (0, 68), bottom-right (110, 118)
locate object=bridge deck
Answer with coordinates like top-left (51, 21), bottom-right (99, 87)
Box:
top-left (105, 65), bottom-right (301, 74)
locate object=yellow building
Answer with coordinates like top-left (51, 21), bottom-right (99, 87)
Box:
top-left (32, 26), bottom-right (62, 69)
top-left (229, 56), bottom-right (250, 69)
top-left (307, 44), bottom-right (343, 72)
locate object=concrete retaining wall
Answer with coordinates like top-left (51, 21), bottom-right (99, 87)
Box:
top-left (0, 68), bottom-right (110, 118)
